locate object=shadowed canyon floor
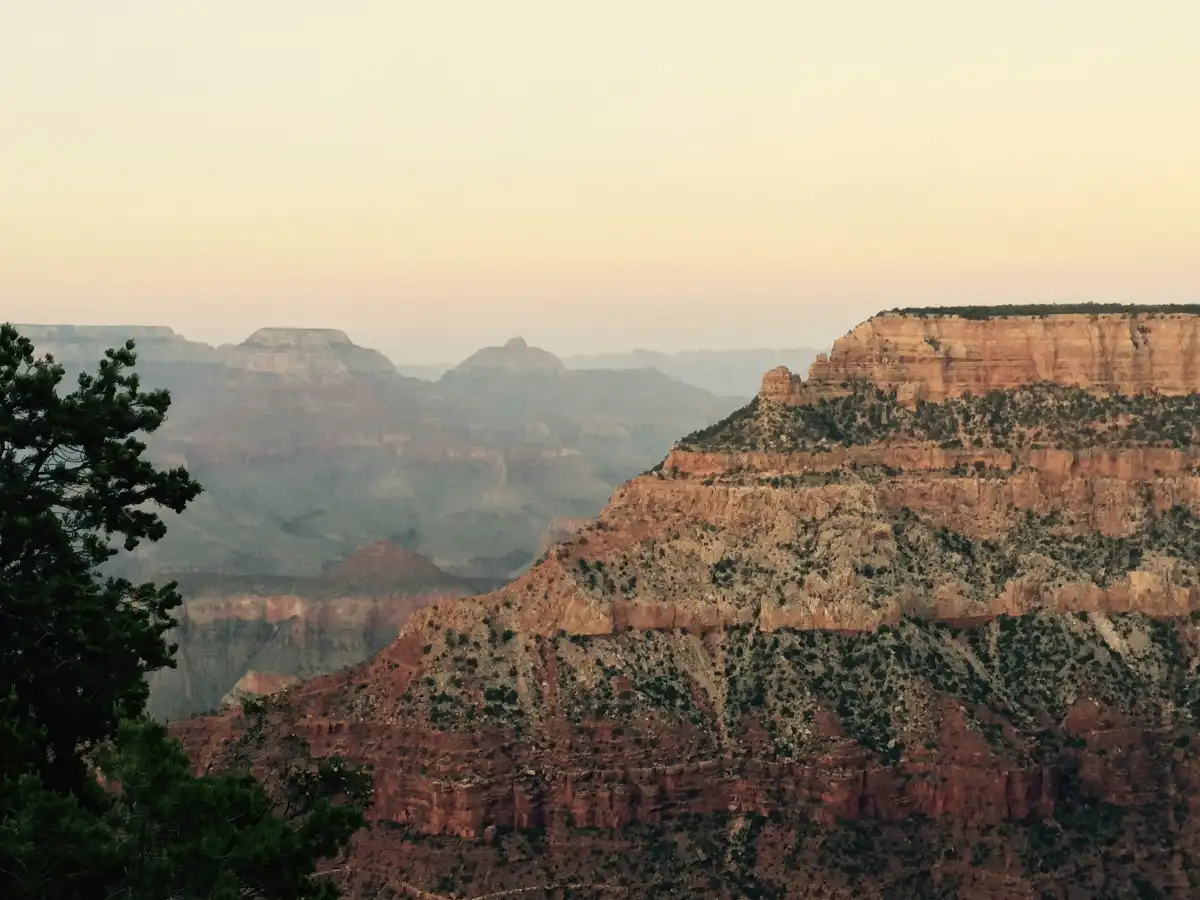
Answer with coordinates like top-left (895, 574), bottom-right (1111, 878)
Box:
top-left (178, 307), bottom-right (1200, 898)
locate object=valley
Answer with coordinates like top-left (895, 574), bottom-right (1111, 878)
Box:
top-left (21, 325), bottom-right (736, 717)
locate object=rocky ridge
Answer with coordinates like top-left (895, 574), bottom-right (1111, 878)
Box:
top-left (174, 306), bottom-right (1200, 897)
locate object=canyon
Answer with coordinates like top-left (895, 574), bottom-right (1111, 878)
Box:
top-left (20, 324), bottom-right (735, 717)
top-left (145, 540), bottom-right (492, 719)
top-left (24, 325), bottom-right (736, 583)
top-left (172, 305), bottom-right (1200, 897)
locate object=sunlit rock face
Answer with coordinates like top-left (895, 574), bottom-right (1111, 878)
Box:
top-left (766, 307), bottom-right (1200, 406)
top-left (169, 306), bottom-right (1200, 897)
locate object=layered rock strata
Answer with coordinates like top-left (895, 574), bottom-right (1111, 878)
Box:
top-left (764, 306), bottom-right (1200, 406)
top-left (148, 542), bottom-right (486, 719)
top-left (178, 307), bottom-right (1200, 898)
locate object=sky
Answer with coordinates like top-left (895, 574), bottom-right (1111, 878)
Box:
top-left (2, 2), bottom-right (1199, 363)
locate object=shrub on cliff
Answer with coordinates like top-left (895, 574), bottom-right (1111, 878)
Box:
top-left (0, 324), bottom-right (368, 899)
top-left (679, 380), bottom-right (1200, 454)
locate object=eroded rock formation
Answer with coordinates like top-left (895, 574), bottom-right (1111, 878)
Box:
top-left (147, 541), bottom-right (483, 719)
top-left (217, 327), bottom-right (398, 382)
top-left (177, 306), bottom-right (1200, 898)
top-left (765, 306), bottom-right (1200, 406)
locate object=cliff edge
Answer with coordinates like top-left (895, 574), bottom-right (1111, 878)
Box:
top-left (763, 304), bottom-right (1200, 406)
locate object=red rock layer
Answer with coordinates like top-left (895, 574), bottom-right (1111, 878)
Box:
top-left (763, 312), bottom-right (1200, 405)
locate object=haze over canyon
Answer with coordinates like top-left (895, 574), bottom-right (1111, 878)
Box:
top-left (165, 303), bottom-right (1200, 898)
top-left (17, 322), bottom-right (815, 717)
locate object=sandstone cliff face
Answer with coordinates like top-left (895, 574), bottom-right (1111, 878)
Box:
top-left (177, 308), bottom-right (1200, 899)
top-left (764, 309), bottom-right (1200, 405)
top-left (147, 542), bottom-right (482, 719)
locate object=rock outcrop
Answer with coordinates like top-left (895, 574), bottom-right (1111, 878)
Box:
top-left (219, 671), bottom-right (301, 709)
top-left (766, 305), bottom-right (1200, 406)
top-left (175, 306), bottom-right (1200, 897)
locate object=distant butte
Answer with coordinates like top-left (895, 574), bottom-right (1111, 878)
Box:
top-left (447, 336), bottom-right (567, 377)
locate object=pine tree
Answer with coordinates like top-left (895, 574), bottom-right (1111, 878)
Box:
top-left (0, 324), bottom-right (369, 899)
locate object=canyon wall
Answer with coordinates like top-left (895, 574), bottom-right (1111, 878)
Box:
top-left (177, 308), bottom-right (1200, 899)
top-left (147, 541), bottom-right (488, 719)
top-left (763, 310), bottom-right (1200, 405)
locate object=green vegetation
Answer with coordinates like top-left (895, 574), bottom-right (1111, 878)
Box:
top-left (397, 616), bottom-right (535, 732)
top-left (580, 500), bottom-right (1200, 620)
top-left (678, 381), bottom-right (1200, 453)
top-left (552, 631), bottom-right (720, 743)
top-left (426, 604), bottom-right (1199, 769)
top-left (0, 325), bottom-right (368, 899)
top-left (719, 609), bottom-right (1193, 763)
top-left (889, 302), bottom-right (1200, 319)
top-left (881, 504), bottom-right (1200, 600)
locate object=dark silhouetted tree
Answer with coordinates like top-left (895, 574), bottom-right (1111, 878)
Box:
top-left (0, 324), bottom-right (369, 899)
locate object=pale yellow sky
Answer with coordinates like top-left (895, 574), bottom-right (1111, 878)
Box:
top-left (2, 1), bottom-right (1199, 361)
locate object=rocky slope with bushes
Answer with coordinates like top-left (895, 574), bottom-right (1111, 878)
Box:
top-left (179, 306), bottom-right (1200, 898)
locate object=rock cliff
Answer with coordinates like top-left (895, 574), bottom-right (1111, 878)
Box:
top-left (177, 306), bottom-right (1200, 897)
top-left (765, 305), bottom-right (1200, 406)
top-left (147, 542), bottom-right (488, 719)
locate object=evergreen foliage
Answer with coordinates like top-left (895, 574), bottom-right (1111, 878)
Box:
top-left (0, 324), bottom-right (369, 899)
top-left (679, 381), bottom-right (1200, 453)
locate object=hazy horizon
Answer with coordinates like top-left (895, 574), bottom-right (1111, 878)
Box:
top-left (4, 2), bottom-right (1198, 362)
top-left (11, 318), bottom-right (825, 368)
